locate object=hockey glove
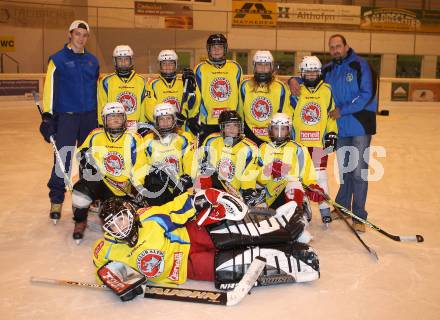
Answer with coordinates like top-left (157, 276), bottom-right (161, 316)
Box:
top-left (305, 184), bottom-right (326, 203)
top-left (324, 132), bottom-right (338, 151)
top-left (285, 188), bottom-right (305, 208)
top-left (187, 117), bottom-right (202, 136)
top-left (182, 68), bottom-right (196, 94)
top-left (98, 261), bottom-right (145, 302)
top-left (172, 174), bottom-right (193, 194)
top-left (242, 188), bottom-right (265, 207)
top-left (175, 112), bottom-right (187, 127)
top-left (39, 112), bottom-right (57, 143)
top-left (78, 148), bottom-right (100, 179)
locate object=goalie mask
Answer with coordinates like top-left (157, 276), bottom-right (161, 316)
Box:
top-left (158, 50), bottom-right (178, 81)
top-left (219, 110), bottom-right (243, 147)
top-left (300, 56), bottom-right (322, 88)
top-left (269, 113), bottom-right (292, 146)
top-left (207, 33), bottom-right (227, 66)
top-left (113, 45), bottom-right (134, 78)
top-left (100, 198), bottom-right (140, 247)
top-left (253, 51), bottom-right (274, 84)
top-left (102, 102), bottom-right (127, 136)
top-left (153, 102), bottom-right (177, 136)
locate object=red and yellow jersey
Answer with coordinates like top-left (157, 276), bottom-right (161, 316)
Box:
top-left (238, 79), bottom-right (292, 144)
top-left (201, 133), bottom-right (259, 192)
top-left (194, 60), bottom-right (243, 125)
top-left (292, 81), bottom-right (338, 148)
top-left (257, 140), bottom-right (317, 206)
top-left (78, 128), bottom-right (147, 195)
top-left (145, 76), bottom-right (200, 124)
top-left (93, 192), bottom-right (196, 285)
top-left (143, 132), bottom-right (196, 179)
top-left (98, 71), bottom-right (148, 129)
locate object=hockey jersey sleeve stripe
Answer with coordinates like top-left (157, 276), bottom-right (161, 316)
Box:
top-left (102, 76), bottom-right (110, 95)
top-left (130, 136), bottom-right (137, 166)
top-left (146, 140), bottom-right (153, 157)
top-left (143, 214), bottom-right (187, 233)
top-left (278, 83), bottom-right (286, 113)
top-left (43, 60), bottom-right (56, 114)
top-left (169, 196), bottom-right (193, 215)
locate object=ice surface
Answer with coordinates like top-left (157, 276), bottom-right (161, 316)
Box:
top-left (0, 100), bottom-right (439, 319)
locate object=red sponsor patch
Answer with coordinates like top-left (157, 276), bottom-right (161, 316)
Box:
top-left (212, 108), bottom-right (227, 118)
top-left (300, 131), bottom-right (320, 141)
top-left (94, 240), bottom-right (104, 259)
top-left (252, 127), bottom-right (268, 136)
top-left (168, 252), bottom-right (183, 281)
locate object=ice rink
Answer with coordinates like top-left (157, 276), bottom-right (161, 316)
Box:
top-left (1, 99), bottom-right (439, 320)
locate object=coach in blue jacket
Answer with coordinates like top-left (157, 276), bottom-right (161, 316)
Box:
top-left (325, 34), bottom-right (377, 233)
top-left (39, 20), bottom-right (99, 224)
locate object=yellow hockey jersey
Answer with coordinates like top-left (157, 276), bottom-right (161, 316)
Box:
top-left (145, 76), bottom-right (200, 123)
top-left (201, 133), bottom-right (259, 192)
top-left (292, 81), bottom-right (338, 148)
top-left (93, 192), bottom-right (196, 285)
top-left (194, 60), bottom-right (243, 125)
top-left (238, 79), bottom-right (292, 144)
top-left (143, 132), bottom-right (196, 179)
top-left (257, 140), bottom-right (317, 206)
top-left (98, 70), bottom-right (148, 129)
top-left (78, 128), bottom-right (147, 196)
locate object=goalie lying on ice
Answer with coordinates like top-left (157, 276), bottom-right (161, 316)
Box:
top-left (92, 188), bottom-right (320, 300)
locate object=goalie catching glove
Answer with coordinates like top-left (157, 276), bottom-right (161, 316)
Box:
top-left (98, 261), bottom-right (145, 302)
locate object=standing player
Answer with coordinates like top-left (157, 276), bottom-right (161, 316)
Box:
top-left (93, 188), bottom-right (320, 301)
top-left (142, 103), bottom-right (195, 206)
top-left (198, 110), bottom-right (260, 206)
top-left (191, 34), bottom-right (243, 142)
top-left (98, 45), bottom-right (148, 132)
top-left (39, 20), bottom-right (99, 222)
top-left (258, 113), bottom-right (326, 214)
top-left (238, 51), bottom-right (291, 146)
top-left (291, 56), bottom-right (338, 225)
top-left (145, 50), bottom-right (199, 133)
top-left (71, 102), bottom-right (146, 243)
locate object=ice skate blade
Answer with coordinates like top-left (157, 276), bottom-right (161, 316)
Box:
top-left (75, 239), bottom-right (82, 245)
top-left (51, 219), bottom-right (58, 225)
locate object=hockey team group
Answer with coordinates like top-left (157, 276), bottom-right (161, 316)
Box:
top-left (36, 20), bottom-right (377, 301)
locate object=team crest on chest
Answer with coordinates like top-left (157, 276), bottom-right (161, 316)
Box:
top-left (163, 96), bottom-right (181, 112)
top-left (251, 97), bottom-right (273, 121)
top-left (345, 72), bottom-right (353, 82)
top-left (137, 249), bottom-right (165, 278)
top-left (210, 77), bottom-right (231, 102)
top-left (301, 102), bottom-right (321, 125)
top-left (217, 158), bottom-right (235, 182)
top-left (117, 91), bottom-right (137, 114)
top-left (104, 152), bottom-right (125, 176)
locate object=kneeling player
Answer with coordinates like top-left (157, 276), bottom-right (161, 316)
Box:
top-left (92, 188), bottom-right (319, 301)
top-left (71, 102), bottom-right (146, 243)
top-left (257, 113), bottom-right (326, 218)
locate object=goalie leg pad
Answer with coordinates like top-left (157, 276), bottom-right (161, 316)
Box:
top-left (214, 243), bottom-right (320, 290)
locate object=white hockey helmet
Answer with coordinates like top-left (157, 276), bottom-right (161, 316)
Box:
top-left (300, 56), bottom-right (322, 87)
top-left (102, 102), bottom-right (127, 135)
top-left (113, 45), bottom-right (134, 77)
top-left (158, 50), bottom-right (178, 80)
top-left (269, 113), bottom-right (292, 145)
top-left (153, 102), bottom-right (177, 135)
top-left (253, 50), bottom-right (274, 83)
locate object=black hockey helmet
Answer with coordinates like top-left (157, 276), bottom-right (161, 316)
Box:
top-left (100, 198), bottom-right (141, 247)
top-left (206, 33), bottom-right (228, 66)
top-left (219, 110), bottom-right (243, 146)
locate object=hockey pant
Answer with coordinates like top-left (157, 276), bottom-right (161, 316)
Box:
top-left (308, 147), bottom-right (330, 214)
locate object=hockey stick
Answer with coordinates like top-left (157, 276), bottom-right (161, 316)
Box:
top-left (30, 256), bottom-right (266, 306)
top-left (32, 91), bottom-right (73, 191)
top-left (303, 184), bottom-right (424, 243)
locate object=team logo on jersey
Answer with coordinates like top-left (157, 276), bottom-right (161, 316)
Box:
top-left (210, 78), bottom-right (231, 102)
top-left (163, 96), bottom-right (181, 112)
top-left (137, 249), bottom-right (165, 278)
top-left (117, 91), bottom-right (137, 114)
top-left (251, 97), bottom-right (273, 121)
top-left (217, 158), bottom-right (235, 182)
top-left (168, 252), bottom-right (183, 281)
top-left (104, 152), bottom-right (125, 176)
top-left (345, 72), bottom-right (353, 82)
top-left (301, 102), bottom-right (321, 126)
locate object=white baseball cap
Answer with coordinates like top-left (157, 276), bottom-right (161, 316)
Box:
top-left (69, 20), bottom-right (90, 32)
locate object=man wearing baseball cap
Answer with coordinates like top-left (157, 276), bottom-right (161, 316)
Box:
top-left (39, 20), bottom-right (100, 229)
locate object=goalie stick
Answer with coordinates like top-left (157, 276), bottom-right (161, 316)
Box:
top-left (32, 91), bottom-right (73, 191)
top-left (30, 256), bottom-right (266, 306)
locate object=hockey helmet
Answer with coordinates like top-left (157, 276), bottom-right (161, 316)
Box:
top-left (113, 45), bottom-right (134, 77)
top-left (253, 50), bottom-right (274, 84)
top-left (219, 110), bottom-right (243, 147)
top-left (158, 50), bottom-right (178, 81)
top-left (206, 33), bottom-right (228, 66)
top-left (102, 102), bottom-right (127, 136)
top-left (269, 112), bottom-right (292, 146)
top-left (153, 102), bottom-right (177, 135)
top-left (299, 56), bottom-right (322, 88)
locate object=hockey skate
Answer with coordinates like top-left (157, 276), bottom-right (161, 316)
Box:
top-left (73, 221), bottom-right (87, 245)
top-left (321, 208), bottom-right (332, 228)
top-left (49, 203), bottom-right (62, 225)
